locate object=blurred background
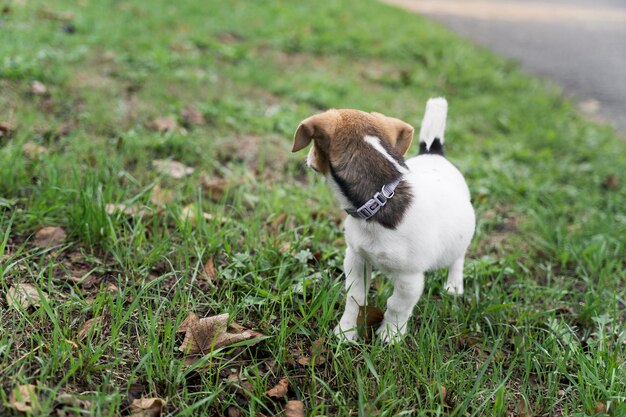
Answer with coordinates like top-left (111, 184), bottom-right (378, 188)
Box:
top-left (387, 0), bottom-right (626, 133)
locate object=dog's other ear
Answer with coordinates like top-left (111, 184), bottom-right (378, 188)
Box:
top-left (292, 111), bottom-right (338, 153)
top-left (371, 112), bottom-right (415, 156)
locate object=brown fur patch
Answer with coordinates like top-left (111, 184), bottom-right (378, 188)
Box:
top-left (293, 109), bottom-right (414, 229)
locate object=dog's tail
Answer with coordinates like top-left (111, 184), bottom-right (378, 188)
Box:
top-left (418, 97), bottom-right (447, 156)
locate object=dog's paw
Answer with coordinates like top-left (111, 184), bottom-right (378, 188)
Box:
top-left (444, 282), bottom-right (464, 296)
top-left (333, 324), bottom-right (358, 342)
top-left (376, 321), bottom-right (405, 344)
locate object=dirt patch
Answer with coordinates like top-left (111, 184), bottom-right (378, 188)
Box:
top-left (216, 134), bottom-right (291, 180)
top-left (472, 203), bottom-right (525, 257)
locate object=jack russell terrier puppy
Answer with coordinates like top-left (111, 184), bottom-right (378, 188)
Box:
top-left (292, 98), bottom-right (475, 343)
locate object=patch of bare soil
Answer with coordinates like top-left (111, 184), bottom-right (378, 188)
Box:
top-left (216, 134), bottom-right (291, 181)
top-left (472, 203), bottom-right (525, 257)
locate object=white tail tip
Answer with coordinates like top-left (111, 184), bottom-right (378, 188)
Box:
top-left (418, 97), bottom-right (448, 151)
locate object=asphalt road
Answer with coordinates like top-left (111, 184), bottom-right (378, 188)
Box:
top-left (385, 0), bottom-right (626, 134)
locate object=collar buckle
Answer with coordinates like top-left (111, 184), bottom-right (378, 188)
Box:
top-left (347, 177), bottom-right (403, 220)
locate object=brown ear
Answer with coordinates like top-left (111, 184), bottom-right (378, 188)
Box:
top-left (371, 112), bottom-right (415, 156)
top-left (292, 111), bottom-right (338, 153)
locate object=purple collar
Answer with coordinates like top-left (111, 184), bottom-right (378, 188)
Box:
top-left (345, 176), bottom-right (403, 220)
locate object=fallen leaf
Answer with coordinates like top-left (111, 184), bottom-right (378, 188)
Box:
top-left (603, 174), bottom-right (619, 191)
top-left (31, 80), bottom-right (48, 95)
top-left (518, 399), bottom-right (530, 417)
top-left (439, 385), bottom-right (448, 402)
top-left (177, 313), bottom-right (199, 333)
top-left (226, 406), bottom-right (242, 417)
top-left (55, 393), bottom-right (91, 417)
top-left (130, 397), bottom-right (165, 417)
top-left (594, 402), bottom-right (607, 414)
top-left (266, 378), bottom-right (288, 398)
top-left (284, 400), bottom-right (305, 417)
top-left (37, 7), bottom-right (75, 21)
top-left (181, 104), bottom-right (205, 126)
top-left (22, 142), bottom-right (47, 159)
top-left (0, 121), bottom-right (15, 138)
top-left (78, 317), bottom-right (102, 341)
top-left (8, 384), bottom-right (40, 413)
top-left (202, 257), bottom-right (216, 282)
top-left (356, 305), bottom-right (384, 327)
top-left (151, 117), bottom-right (178, 133)
top-left (216, 32), bottom-right (243, 43)
top-left (296, 356), bottom-right (311, 366)
top-left (199, 176), bottom-right (230, 200)
top-left (178, 313), bottom-right (264, 354)
top-left (357, 305), bottom-right (384, 341)
top-left (268, 213), bottom-right (287, 233)
top-left (57, 120), bottom-right (75, 136)
top-left (311, 337), bottom-right (327, 358)
top-left (34, 226), bottom-right (67, 248)
top-left (180, 204), bottom-right (229, 225)
top-left (105, 203), bottom-right (152, 217)
top-left (6, 283), bottom-right (47, 309)
top-left (225, 373), bottom-right (254, 398)
top-left (152, 159), bottom-right (193, 179)
top-left (149, 184), bottom-right (174, 206)
top-left (278, 242), bottom-right (293, 255)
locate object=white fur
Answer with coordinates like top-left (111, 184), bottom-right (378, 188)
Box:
top-left (419, 97), bottom-right (447, 150)
top-left (363, 135), bottom-right (409, 174)
top-left (331, 100), bottom-right (475, 344)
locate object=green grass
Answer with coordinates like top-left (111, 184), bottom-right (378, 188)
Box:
top-left (1, 0), bottom-right (625, 415)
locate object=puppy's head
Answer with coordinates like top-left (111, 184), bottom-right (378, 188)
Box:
top-left (292, 109), bottom-right (414, 175)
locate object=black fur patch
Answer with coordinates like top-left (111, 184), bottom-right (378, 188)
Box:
top-left (329, 140), bottom-right (412, 229)
top-left (418, 138), bottom-right (444, 156)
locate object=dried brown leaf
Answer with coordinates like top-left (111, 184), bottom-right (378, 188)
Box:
top-left (6, 283), bottom-right (47, 310)
top-left (22, 142), bottom-right (46, 159)
top-left (130, 397), bottom-right (165, 417)
top-left (8, 384), bottom-right (40, 413)
top-left (178, 313), bottom-right (264, 354)
top-left (55, 393), bottom-right (91, 417)
top-left (284, 400), bottom-right (305, 417)
top-left (149, 184), bottom-right (174, 206)
top-left (178, 313), bottom-right (228, 353)
top-left (177, 313), bottom-right (199, 333)
top-left (356, 305), bottom-right (384, 327)
top-left (180, 204), bottom-right (229, 225)
top-left (266, 378), bottom-right (289, 398)
top-left (34, 226), bottom-right (67, 248)
top-left (202, 257), bottom-right (216, 282)
top-left (31, 80), bottom-right (47, 95)
top-left (200, 176), bottom-right (230, 200)
top-left (151, 117), bottom-right (178, 133)
top-left (181, 104), bottom-right (205, 126)
top-left (296, 356), bottom-right (311, 366)
top-left (594, 402), bottom-right (607, 414)
top-left (226, 406), bottom-right (242, 417)
top-left (278, 242), bottom-right (293, 255)
top-left (268, 213), bottom-right (287, 233)
top-left (152, 159), bottom-right (193, 179)
top-left (105, 203), bottom-right (152, 217)
top-left (78, 317), bottom-right (102, 341)
top-left (603, 174), bottom-right (619, 191)
top-left (0, 121), bottom-right (16, 138)
top-left (37, 7), bottom-right (74, 21)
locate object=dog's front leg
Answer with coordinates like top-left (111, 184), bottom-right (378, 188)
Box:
top-left (334, 247), bottom-right (371, 341)
top-left (377, 272), bottom-right (425, 343)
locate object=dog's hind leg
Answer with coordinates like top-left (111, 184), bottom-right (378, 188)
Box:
top-left (377, 272), bottom-right (425, 343)
top-left (334, 247), bottom-right (371, 341)
top-left (444, 255), bottom-right (465, 296)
